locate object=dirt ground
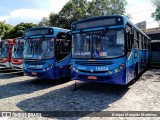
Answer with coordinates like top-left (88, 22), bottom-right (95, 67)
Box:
top-left (0, 68), bottom-right (160, 120)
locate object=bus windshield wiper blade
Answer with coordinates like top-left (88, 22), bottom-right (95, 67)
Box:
top-left (27, 38), bottom-right (34, 56)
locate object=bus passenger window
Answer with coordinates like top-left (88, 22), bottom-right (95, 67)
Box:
top-left (126, 31), bottom-right (132, 50)
top-left (126, 24), bottom-right (132, 51)
top-left (139, 34), bottom-right (142, 49)
top-left (142, 36), bottom-right (144, 49)
top-left (133, 30), bottom-right (139, 49)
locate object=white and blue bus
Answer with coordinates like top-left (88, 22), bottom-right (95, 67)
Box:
top-left (23, 27), bottom-right (71, 80)
top-left (71, 15), bottom-right (151, 85)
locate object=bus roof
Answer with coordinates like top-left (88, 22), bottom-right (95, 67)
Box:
top-left (72, 15), bottom-right (150, 40)
top-left (25, 26), bottom-right (70, 33)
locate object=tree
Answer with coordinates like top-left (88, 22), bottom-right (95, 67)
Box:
top-left (49, 0), bottom-right (88, 29)
top-left (49, 13), bottom-right (61, 27)
top-left (38, 17), bottom-right (51, 26)
top-left (3, 22), bottom-right (36, 39)
top-left (49, 0), bottom-right (128, 29)
top-left (87, 0), bottom-right (127, 16)
top-left (0, 21), bottom-right (13, 39)
top-left (152, 0), bottom-right (160, 21)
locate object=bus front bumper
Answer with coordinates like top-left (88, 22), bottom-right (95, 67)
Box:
top-left (71, 69), bottom-right (126, 85)
top-left (0, 62), bottom-right (11, 68)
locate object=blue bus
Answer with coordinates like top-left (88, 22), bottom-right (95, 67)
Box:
top-left (71, 15), bottom-right (151, 85)
top-left (23, 27), bottom-right (71, 80)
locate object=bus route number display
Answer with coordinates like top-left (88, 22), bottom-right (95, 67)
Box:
top-left (25, 28), bottom-right (53, 36)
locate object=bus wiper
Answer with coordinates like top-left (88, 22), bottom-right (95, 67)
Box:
top-left (35, 36), bottom-right (45, 56)
top-left (35, 36), bottom-right (44, 49)
top-left (39, 36), bottom-right (45, 44)
top-left (28, 38), bottom-right (33, 53)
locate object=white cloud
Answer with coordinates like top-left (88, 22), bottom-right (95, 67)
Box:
top-left (0, 0), bottom-right (70, 25)
top-left (0, 0), bottom-right (159, 29)
top-left (43, 0), bottom-right (69, 13)
top-left (126, 0), bottom-right (159, 28)
top-left (0, 9), bottom-right (50, 25)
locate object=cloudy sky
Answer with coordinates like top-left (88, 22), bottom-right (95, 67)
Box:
top-left (0, 0), bottom-right (159, 29)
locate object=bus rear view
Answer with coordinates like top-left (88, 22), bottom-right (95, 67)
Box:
top-left (71, 15), bottom-right (150, 85)
top-left (23, 27), bottom-right (71, 80)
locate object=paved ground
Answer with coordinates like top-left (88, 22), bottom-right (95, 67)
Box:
top-left (0, 68), bottom-right (160, 120)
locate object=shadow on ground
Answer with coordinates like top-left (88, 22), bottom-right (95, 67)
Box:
top-left (0, 77), bottom-right (71, 99)
top-left (17, 82), bottom-right (129, 118)
top-left (0, 71), bottom-right (24, 79)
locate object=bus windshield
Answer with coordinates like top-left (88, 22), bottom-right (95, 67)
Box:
top-left (72, 29), bottom-right (125, 59)
top-left (0, 42), bottom-right (9, 58)
top-left (24, 37), bottom-right (55, 60)
top-left (12, 42), bottom-right (24, 59)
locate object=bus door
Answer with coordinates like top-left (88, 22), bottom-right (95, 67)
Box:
top-left (126, 25), bottom-right (134, 83)
top-left (56, 32), bottom-right (71, 77)
top-left (133, 30), bottom-right (141, 75)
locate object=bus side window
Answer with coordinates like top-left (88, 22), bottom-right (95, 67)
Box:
top-left (56, 32), bottom-right (71, 62)
top-left (134, 30), bottom-right (139, 49)
top-left (142, 36), bottom-right (144, 49)
top-left (144, 38), bottom-right (147, 49)
top-left (139, 34), bottom-right (142, 50)
top-left (126, 24), bottom-right (132, 51)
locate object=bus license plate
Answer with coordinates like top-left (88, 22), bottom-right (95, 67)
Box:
top-left (88, 76), bottom-right (97, 80)
top-left (32, 72), bottom-right (37, 75)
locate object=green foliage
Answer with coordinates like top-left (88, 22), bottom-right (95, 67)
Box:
top-left (38, 17), bottom-right (51, 26)
top-left (48, 0), bottom-right (128, 29)
top-left (87, 0), bottom-right (127, 16)
top-left (152, 0), bottom-right (160, 21)
top-left (49, 0), bottom-right (88, 29)
top-left (0, 21), bottom-right (13, 39)
top-left (3, 22), bottom-right (36, 39)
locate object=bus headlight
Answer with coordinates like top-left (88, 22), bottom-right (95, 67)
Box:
top-left (51, 64), bottom-right (54, 67)
top-left (120, 64), bottom-right (125, 70)
top-left (114, 69), bottom-right (118, 73)
top-left (73, 68), bottom-right (76, 71)
top-left (76, 70), bottom-right (79, 73)
top-left (109, 71), bottom-right (112, 75)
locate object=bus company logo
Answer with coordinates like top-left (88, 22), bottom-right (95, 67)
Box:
top-left (30, 65), bottom-right (36, 68)
top-left (30, 65), bottom-right (43, 68)
top-left (36, 65), bottom-right (43, 68)
top-left (78, 67), bottom-right (86, 70)
top-left (1, 112), bottom-right (11, 117)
